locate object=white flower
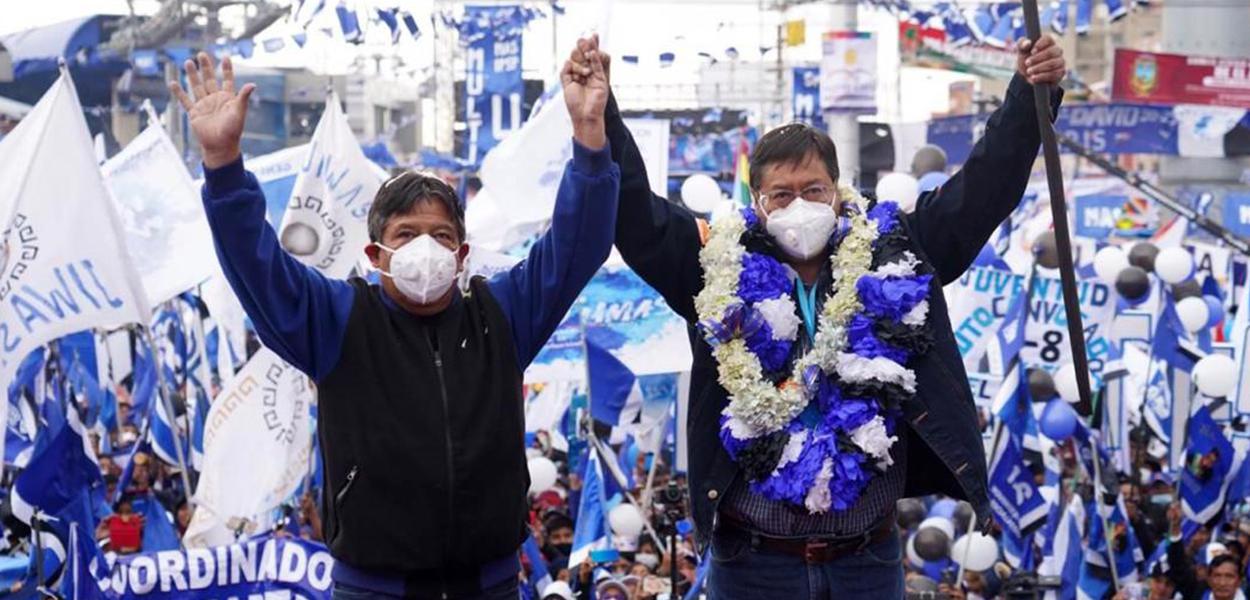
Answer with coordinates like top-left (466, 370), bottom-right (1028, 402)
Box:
top-left (835, 352), bottom-right (918, 393)
top-left (804, 457), bottom-right (835, 514)
top-left (772, 429), bottom-right (809, 473)
top-left (721, 410), bottom-right (763, 441)
top-left (850, 415), bottom-right (897, 466)
top-left (872, 252), bottom-right (920, 278)
top-left (754, 297), bottom-right (801, 341)
top-left (902, 300), bottom-right (929, 327)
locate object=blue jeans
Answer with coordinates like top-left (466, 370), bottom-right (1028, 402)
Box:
top-left (707, 525), bottom-right (905, 600)
top-left (332, 578), bottom-right (520, 600)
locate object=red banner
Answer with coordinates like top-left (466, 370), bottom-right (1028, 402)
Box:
top-left (1112, 48), bottom-right (1250, 109)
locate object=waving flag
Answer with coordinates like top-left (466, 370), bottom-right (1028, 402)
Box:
top-left (1180, 406), bottom-right (1237, 525)
top-left (57, 521), bottom-right (106, 600)
top-left (569, 447), bottom-right (611, 567)
top-left (1040, 496), bottom-right (1084, 600)
top-left (1081, 494), bottom-right (1144, 596)
top-left (335, 3), bottom-right (363, 43)
top-left (988, 366), bottom-right (1049, 569)
top-left (10, 408), bottom-right (101, 525)
top-left (586, 334), bottom-right (642, 430)
top-left (0, 69), bottom-right (151, 465)
top-left (277, 91), bottom-right (382, 279)
top-left (133, 491), bottom-right (180, 552)
top-left (522, 535), bottom-right (552, 593)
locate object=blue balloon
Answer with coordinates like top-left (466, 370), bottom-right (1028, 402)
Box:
top-left (918, 171), bottom-right (950, 193)
top-left (1204, 296), bottom-right (1225, 328)
top-left (1040, 398), bottom-right (1078, 441)
top-left (929, 498), bottom-right (957, 519)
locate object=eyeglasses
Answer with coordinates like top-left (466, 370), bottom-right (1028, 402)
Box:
top-left (757, 184), bottom-right (837, 210)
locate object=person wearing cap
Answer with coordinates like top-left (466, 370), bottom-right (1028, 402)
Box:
top-left (596, 579), bottom-right (630, 600)
top-left (168, 44), bottom-right (619, 599)
top-left (541, 580), bottom-right (576, 600)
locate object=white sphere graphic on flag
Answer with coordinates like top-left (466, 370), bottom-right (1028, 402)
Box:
top-left (280, 222), bottom-right (321, 256)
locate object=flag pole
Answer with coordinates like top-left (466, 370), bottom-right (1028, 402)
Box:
top-left (139, 325), bottom-right (195, 508)
top-left (1018, 0), bottom-right (1120, 589)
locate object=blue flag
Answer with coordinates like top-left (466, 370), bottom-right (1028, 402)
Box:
top-left (336, 4), bottom-right (363, 43)
top-left (569, 448), bottom-right (610, 567)
top-left (132, 491), bottom-right (180, 552)
top-left (988, 367), bottom-right (1048, 569)
top-left (11, 409), bottom-right (102, 525)
top-left (1180, 406), bottom-right (1235, 525)
top-left (1040, 496), bottom-right (1084, 600)
top-left (57, 521), bottom-right (107, 600)
top-left (586, 335), bottom-right (639, 429)
top-left (522, 535), bottom-right (552, 593)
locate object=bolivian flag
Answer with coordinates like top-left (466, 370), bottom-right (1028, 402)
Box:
top-left (732, 136), bottom-right (751, 206)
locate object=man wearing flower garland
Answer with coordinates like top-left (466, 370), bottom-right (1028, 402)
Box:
top-left (570, 34), bottom-right (1065, 598)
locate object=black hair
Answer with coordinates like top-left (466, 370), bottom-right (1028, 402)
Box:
top-left (367, 172), bottom-right (465, 243)
top-left (748, 123), bottom-right (840, 191)
top-left (1210, 553), bottom-right (1241, 575)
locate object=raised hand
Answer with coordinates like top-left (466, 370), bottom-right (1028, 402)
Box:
top-left (561, 35), bottom-right (609, 151)
top-left (1016, 34), bottom-right (1065, 86)
top-left (168, 52), bottom-right (256, 169)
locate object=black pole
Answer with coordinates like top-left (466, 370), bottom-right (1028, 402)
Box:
top-left (1019, 0), bottom-right (1094, 415)
top-left (670, 527), bottom-right (679, 599)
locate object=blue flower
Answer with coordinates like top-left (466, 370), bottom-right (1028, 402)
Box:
top-left (824, 397), bottom-right (878, 433)
top-left (856, 275), bottom-right (932, 320)
top-left (868, 202), bottom-right (900, 236)
top-left (741, 206), bottom-right (761, 229)
top-left (751, 432), bottom-right (833, 505)
top-left (846, 314), bottom-right (908, 363)
top-left (738, 252), bottom-right (792, 304)
top-left (827, 451), bottom-right (869, 511)
top-left (743, 318), bottom-right (794, 373)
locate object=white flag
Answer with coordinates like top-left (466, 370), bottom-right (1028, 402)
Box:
top-left (276, 92), bottom-right (381, 279)
top-left (185, 348), bottom-right (313, 548)
top-left (478, 94), bottom-right (574, 227)
top-left (0, 68), bottom-right (151, 387)
top-left (102, 122), bottom-right (217, 304)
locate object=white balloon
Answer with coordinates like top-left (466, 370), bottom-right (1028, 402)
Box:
top-left (876, 172), bottom-right (921, 213)
top-left (608, 503), bottom-right (645, 537)
top-left (1054, 362), bottom-right (1092, 404)
top-left (1176, 297), bottom-right (1210, 333)
top-left (951, 533), bottom-right (1000, 572)
top-left (1193, 354), bottom-right (1237, 398)
top-left (680, 174), bottom-right (723, 213)
top-left (1154, 247), bottom-right (1195, 284)
top-left (1092, 246), bottom-right (1130, 285)
top-left (906, 535), bottom-right (926, 569)
top-left (918, 516), bottom-right (954, 540)
top-left (527, 457), bottom-right (558, 495)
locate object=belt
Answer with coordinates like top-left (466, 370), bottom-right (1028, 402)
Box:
top-left (717, 511), bottom-right (896, 564)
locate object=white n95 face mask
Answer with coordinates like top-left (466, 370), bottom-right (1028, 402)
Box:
top-left (377, 235), bottom-right (459, 304)
top-left (761, 198), bottom-right (839, 260)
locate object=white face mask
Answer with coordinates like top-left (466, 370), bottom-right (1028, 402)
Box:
top-left (377, 235), bottom-right (460, 305)
top-left (635, 552), bottom-right (659, 569)
top-left (760, 197), bottom-right (839, 260)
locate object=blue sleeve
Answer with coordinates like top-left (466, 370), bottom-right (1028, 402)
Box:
top-left (201, 157), bottom-right (354, 380)
top-left (487, 141), bottom-right (621, 368)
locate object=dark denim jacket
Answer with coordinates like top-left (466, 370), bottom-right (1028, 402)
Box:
top-left (606, 76), bottom-right (1062, 548)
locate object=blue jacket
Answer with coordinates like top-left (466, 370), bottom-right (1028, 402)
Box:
top-left (200, 141), bottom-right (618, 382)
top-left (606, 76), bottom-right (1062, 547)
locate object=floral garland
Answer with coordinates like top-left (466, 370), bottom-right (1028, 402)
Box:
top-left (694, 187), bottom-right (935, 513)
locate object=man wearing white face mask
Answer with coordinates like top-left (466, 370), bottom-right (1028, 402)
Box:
top-left (573, 32), bottom-right (1066, 599)
top-left (172, 48), bottom-right (618, 599)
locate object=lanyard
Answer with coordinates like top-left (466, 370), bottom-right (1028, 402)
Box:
top-left (794, 278), bottom-right (820, 343)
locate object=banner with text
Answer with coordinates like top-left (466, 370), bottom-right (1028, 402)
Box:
top-left (1112, 48), bottom-right (1250, 110)
top-left (87, 534), bottom-right (333, 598)
top-left (463, 5), bottom-right (525, 165)
top-left (792, 66), bottom-right (826, 130)
top-left (820, 31), bottom-right (877, 114)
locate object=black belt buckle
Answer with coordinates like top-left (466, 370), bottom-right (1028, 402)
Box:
top-left (803, 539), bottom-right (829, 564)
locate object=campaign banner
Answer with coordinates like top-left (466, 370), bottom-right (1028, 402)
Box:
top-left (463, 5), bottom-right (525, 165)
top-left (1112, 48), bottom-right (1250, 110)
top-left (247, 143), bottom-right (309, 226)
top-left (185, 349), bottom-right (313, 548)
top-left (792, 66), bottom-right (826, 130)
top-left (87, 534), bottom-right (333, 598)
top-left (820, 31), bottom-right (877, 114)
top-left (103, 124), bottom-right (217, 304)
top-left (947, 267), bottom-right (1118, 379)
top-left (1223, 192), bottom-right (1250, 238)
top-left (928, 102), bottom-right (1183, 165)
top-left (526, 266), bottom-right (691, 383)
top-left (277, 93), bottom-right (383, 280)
top-left (1074, 194), bottom-right (1128, 239)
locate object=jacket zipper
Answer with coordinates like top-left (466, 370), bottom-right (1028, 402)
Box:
top-left (431, 348), bottom-right (457, 556)
top-left (331, 465), bottom-right (358, 545)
